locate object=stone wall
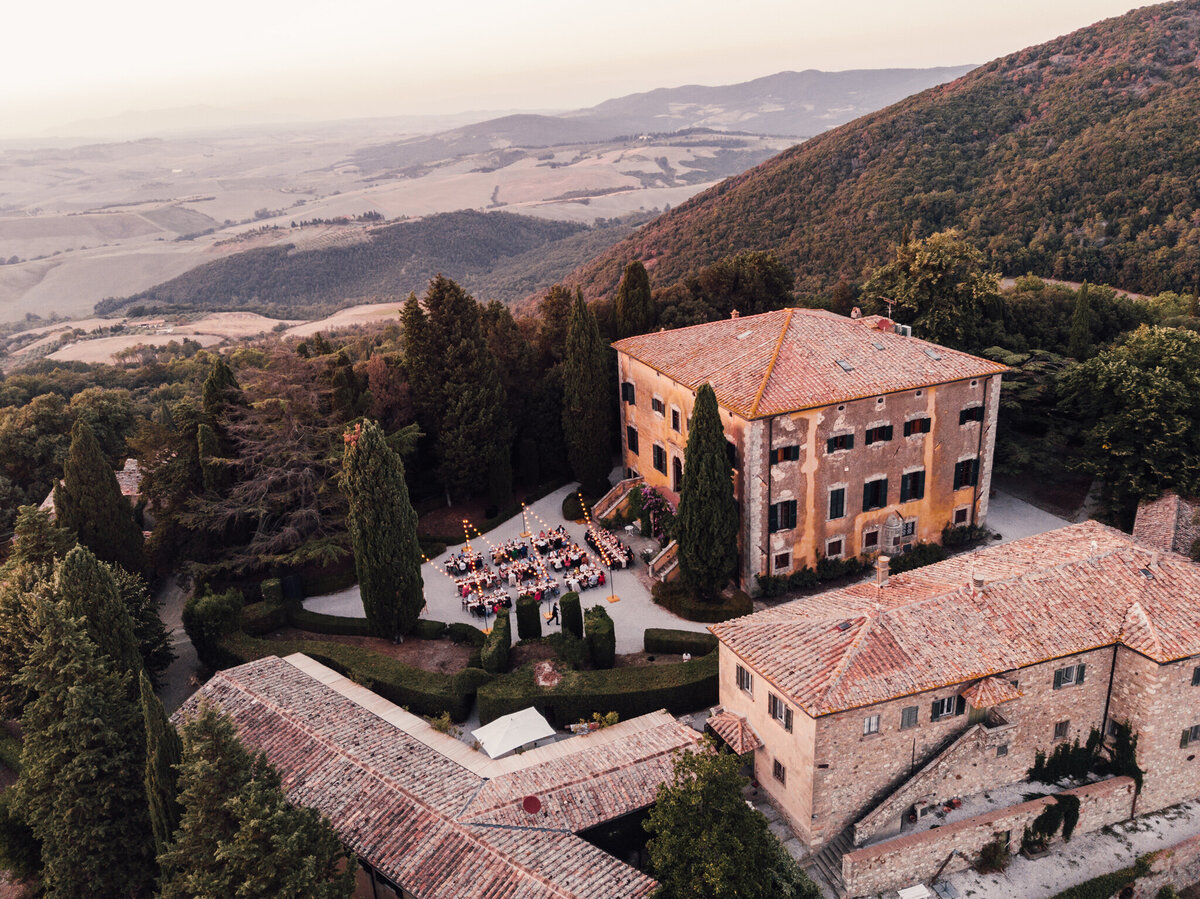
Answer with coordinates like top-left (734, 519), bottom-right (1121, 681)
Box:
top-left (841, 777), bottom-right (1136, 897)
top-left (1133, 831), bottom-right (1200, 897)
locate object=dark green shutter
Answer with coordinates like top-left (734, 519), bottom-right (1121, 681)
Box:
top-left (955, 696), bottom-right (966, 716)
top-left (768, 504), bottom-right (778, 533)
top-left (1077, 663), bottom-right (1086, 684)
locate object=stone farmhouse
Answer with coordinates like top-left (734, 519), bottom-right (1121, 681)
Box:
top-left (708, 519), bottom-right (1200, 894)
top-left (179, 653), bottom-right (704, 899)
top-left (612, 308), bottom-right (1007, 590)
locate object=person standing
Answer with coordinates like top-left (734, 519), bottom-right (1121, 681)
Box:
top-left (550, 602), bottom-right (560, 625)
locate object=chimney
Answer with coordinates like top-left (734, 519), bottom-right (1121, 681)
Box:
top-left (850, 306), bottom-right (862, 319)
top-left (730, 309), bottom-right (739, 319)
top-left (876, 555), bottom-right (890, 588)
top-left (971, 570), bottom-right (985, 591)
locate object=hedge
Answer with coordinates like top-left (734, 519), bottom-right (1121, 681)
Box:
top-left (889, 542), bottom-right (947, 574)
top-left (1047, 852), bottom-right (1153, 899)
top-left (413, 619), bottom-right (448, 640)
top-left (651, 582), bottom-right (753, 623)
top-left (515, 596), bottom-right (542, 641)
top-left (477, 652), bottom-right (718, 725)
top-left (481, 610), bottom-right (511, 674)
top-left (219, 631), bottom-right (490, 722)
top-left (260, 578), bottom-right (284, 607)
top-left (584, 605), bottom-right (616, 670)
top-left (644, 628), bottom-right (719, 657)
top-left (288, 608), bottom-right (373, 637)
top-left (0, 730), bottom-right (20, 774)
top-left (183, 588), bottom-right (245, 669)
top-left (561, 492), bottom-right (592, 521)
top-left (241, 601), bottom-right (288, 636)
top-left (447, 622), bottom-right (487, 647)
top-left (560, 592), bottom-right (583, 639)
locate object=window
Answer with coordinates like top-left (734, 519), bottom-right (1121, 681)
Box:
top-left (954, 507), bottom-right (970, 525)
top-left (829, 487), bottom-right (846, 520)
top-left (652, 444), bottom-right (667, 474)
top-left (863, 477), bottom-right (888, 511)
top-left (651, 396), bottom-right (665, 416)
top-left (904, 417), bottom-right (931, 436)
top-left (932, 696), bottom-right (965, 721)
top-left (769, 693), bottom-right (794, 732)
top-left (626, 426), bottom-right (639, 455)
top-left (774, 552), bottom-right (791, 572)
top-left (771, 445), bottom-right (801, 464)
top-left (1053, 663), bottom-right (1086, 690)
top-left (900, 706), bottom-right (919, 730)
top-left (826, 538), bottom-right (844, 559)
top-left (671, 407), bottom-right (681, 432)
top-left (1192, 666), bottom-right (1200, 686)
top-left (736, 664), bottom-right (753, 695)
top-left (773, 759), bottom-right (787, 785)
top-left (827, 433), bottom-right (854, 453)
top-left (726, 440), bottom-right (738, 470)
top-left (621, 381), bottom-right (636, 404)
top-left (997, 744), bottom-right (1009, 757)
top-left (1181, 725), bottom-right (1200, 748)
top-left (863, 714), bottom-right (880, 736)
top-left (769, 500), bottom-right (798, 533)
top-left (863, 528), bottom-right (880, 549)
top-left (902, 519), bottom-right (916, 538)
top-left (900, 470), bottom-right (926, 502)
top-left (865, 425), bottom-right (894, 445)
top-left (960, 405), bottom-right (984, 424)
top-left (953, 458), bottom-right (980, 489)
top-left (1054, 720), bottom-right (1070, 741)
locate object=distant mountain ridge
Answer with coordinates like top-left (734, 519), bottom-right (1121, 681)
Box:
top-left (564, 0), bottom-right (1200, 301)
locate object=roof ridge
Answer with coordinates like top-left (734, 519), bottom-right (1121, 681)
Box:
top-left (815, 611), bottom-right (881, 706)
top-left (1120, 597), bottom-right (1164, 658)
top-left (749, 307), bottom-right (793, 417)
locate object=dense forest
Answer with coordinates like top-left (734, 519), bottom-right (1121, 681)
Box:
top-left (95, 211), bottom-right (641, 319)
top-left (565, 0), bottom-right (1200, 301)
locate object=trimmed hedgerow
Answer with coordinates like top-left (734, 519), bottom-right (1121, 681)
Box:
top-left (515, 596), bottom-right (542, 641)
top-left (584, 605), bottom-right (616, 670)
top-left (480, 610), bottom-right (511, 674)
top-left (477, 652), bottom-right (718, 725)
top-left (218, 631), bottom-right (490, 722)
top-left (447, 622), bottom-right (488, 647)
top-left (413, 619), bottom-right (448, 641)
top-left (260, 578), bottom-right (284, 607)
top-left (643, 628), bottom-right (719, 657)
top-left (651, 581), bottom-right (753, 623)
top-left (183, 588), bottom-right (245, 670)
top-left (240, 600), bottom-right (288, 636)
top-left (560, 592), bottom-right (583, 639)
top-left (889, 542), bottom-right (948, 574)
top-left (288, 608), bottom-right (373, 637)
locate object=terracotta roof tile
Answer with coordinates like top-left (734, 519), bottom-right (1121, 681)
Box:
top-left (612, 309), bottom-right (1007, 419)
top-left (960, 676), bottom-right (1022, 709)
top-left (707, 711), bottom-right (763, 754)
top-left (1133, 491), bottom-right (1200, 555)
top-left (176, 656), bottom-right (699, 899)
top-left (711, 521), bottom-right (1200, 716)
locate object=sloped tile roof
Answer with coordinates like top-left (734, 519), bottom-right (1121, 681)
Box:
top-left (960, 676), bottom-right (1022, 710)
top-left (707, 711), bottom-right (763, 755)
top-left (711, 521), bottom-right (1200, 716)
top-left (178, 655), bottom-right (702, 899)
top-left (1133, 491), bottom-right (1200, 556)
top-left (612, 308), bottom-right (1007, 419)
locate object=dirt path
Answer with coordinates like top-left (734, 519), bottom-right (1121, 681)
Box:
top-left (271, 629), bottom-right (472, 673)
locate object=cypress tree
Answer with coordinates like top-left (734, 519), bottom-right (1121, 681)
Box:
top-left (615, 260), bottom-right (655, 338)
top-left (16, 600), bottom-right (156, 897)
top-left (110, 562), bottom-right (175, 684)
top-left (140, 670), bottom-right (182, 859)
top-left (676, 384), bottom-right (738, 599)
top-left (561, 291), bottom-right (613, 496)
top-left (54, 419), bottom-right (144, 574)
top-left (201, 355), bottom-right (241, 417)
top-left (1068, 281), bottom-right (1093, 360)
top-left (55, 545), bottom-right (144, 683)
top-left (6, 505), bottom-right (73, 575)
top-left (341, 420), bottom-right (425, 638)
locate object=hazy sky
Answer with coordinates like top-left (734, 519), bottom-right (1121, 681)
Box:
top-left (3, 0), bottom-right (1146, 136)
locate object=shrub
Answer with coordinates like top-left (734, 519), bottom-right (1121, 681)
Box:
top-left (651, 581), bottom-right (753, 623)
top-left (943, 523), bottom-right (989, 547)
top-left (468, 647), bottom-right (483, 669)
top-left (815, 554), bottom-right (864, 581)
top-left (413, 619), bottom-right (447, 640)
top-left (260, 577), bottom-right (284, 607)
top-left (1156, 887), bottom-right (1181, 899)
top-left (0, 790), bottom-right (39, 883)
top-left (183, 588), bottom-right (244, 669)
top-left (417, 537), bottom-right (448, 559)
top-left (976, 835), bottom-right (1010, 873)
top-left (515, 596), bottom-right (542, 641)
top-left (788, 566), bottom-right (819, 590)
top-left (561, 492), bottom-right (593, 521)
top-left (481, 611), bottom-right (511, 674)
top-left (0, 729), bottom-right (20, 774)
top-left (446, 622), bottom-right (488, 647)
top-left (754, 574), bottom-right (788, 598)
top-left (889, 542), bottom-right (948, 574)
top-left (543, 631), bottom-right (587, 669)
top-left (240, 600), bottom-right (288, 636)
top-left (584, 605), bottom-right (616, 669)
top-left (478, 652), bottom-right (718, 725)
top-left (288, 608), bottom-right (373, 636)
top-left (643, 628), bottom-right (719, 657)
top-left (560, 592), bottom-right (583, 639)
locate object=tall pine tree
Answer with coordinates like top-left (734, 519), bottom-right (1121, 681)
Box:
top-left (615, 260), bottom-right (655, 338)
top-left (54, 418), bottom-right (144, 574)
top-left (1068, 281), bottom-right (1093, 360)
top-left (561, 291), bottom-right (613, 496)
top-left (341, 420), bottom-right (425, 638)
top-left (160, 702), bottom-right (354, 899)
top-left (16, 600), bottom-right (156, 897)
top-left (140, 670), bottom-right (182, 860)
top-left (676, 384), bottom-right (738, 599)
top-left (55, 545), bottom-right (144, 683)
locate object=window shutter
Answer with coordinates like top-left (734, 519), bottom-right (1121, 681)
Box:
top-left (768, 504), bottom-right (778, 533)
top-left (1077, 663), bottom-right (1086, 684)
top-left (931, 702), bottom-right (938, 722)
top-left (955, 695), bottom-right (966, 716)
top-left (827, 437), bottom-right (836, 453)
top-left (1053, 669), bottom-right (1063, 690)
top-left (785, 708), bottom-right (793, 732)
top-left (903, 420), bottom-right (912, 437)
top-left (1183, 729), bottom-right (1192, 749)
top-left (883, 425), bottom-right (893, 441)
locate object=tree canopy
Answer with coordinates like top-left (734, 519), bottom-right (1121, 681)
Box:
top-left (615, 260), bottom-right (655, 338)
top-left (561, 291), bottom-right (613, 496)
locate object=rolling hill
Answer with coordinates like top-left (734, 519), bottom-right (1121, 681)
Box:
top-left (565, 1), bottom-right (1200, 302)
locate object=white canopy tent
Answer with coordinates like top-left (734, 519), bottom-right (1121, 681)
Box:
top-left (471, 707), bottom-right (557, 759)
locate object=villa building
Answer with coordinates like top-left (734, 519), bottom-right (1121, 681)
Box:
top-left (612, 308), bottom-right (1006, 590)
top-left (709, 520), bottom-right (1200, 894)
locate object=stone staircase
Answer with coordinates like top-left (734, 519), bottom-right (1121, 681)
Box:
top-left (807, 827), bottom-right (852, 897)
top-left (649, 540), bottom-right (680, 582)
top-left (592, 476), bottom-right (643, 521)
